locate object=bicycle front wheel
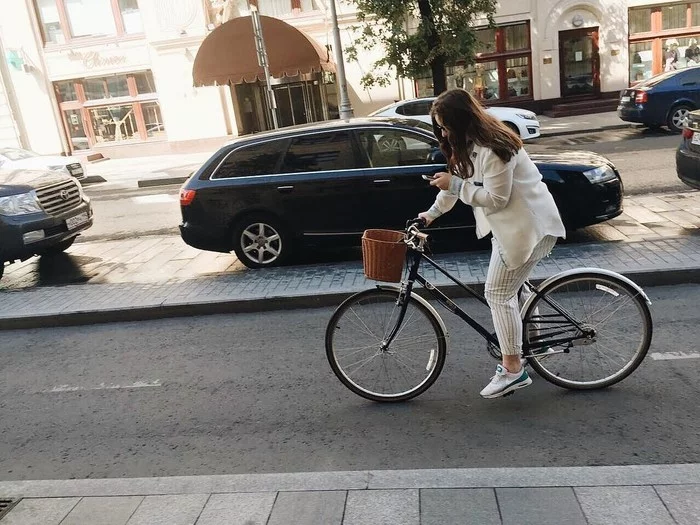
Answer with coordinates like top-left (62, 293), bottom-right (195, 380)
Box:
top-left (325, 288), bottom-right (447, 402)
top-left (523, 272), bottom-right (652, 390)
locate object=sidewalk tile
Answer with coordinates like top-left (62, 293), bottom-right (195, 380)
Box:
top-left (497, 487), bottom-right (586, 525)
top-left (267, 491), bottom-right (345, 525)
top-left (195, 492), bottom-right (275, 525)
top-left (574, 486), bottom-right (675, 525)
top-left (124, 494), bottom-right (209, 525)
top-left (1, 497), bottom-right (80, 525)
top-left (60, 496), bottom-right (143, 525)
top-left (420, 488), bottom-right (500, 525)
top-left (653, 484), bottom-right (700, 525)
top-left (343, 489), bottom-right (419, 525)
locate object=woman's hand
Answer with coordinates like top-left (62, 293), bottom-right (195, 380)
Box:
top-left (417, 212), bottom-right (433, 226)
top-left (429, 171), bottom-right (452, 191)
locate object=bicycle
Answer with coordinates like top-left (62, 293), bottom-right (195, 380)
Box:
top-left (325, 220), bottom-right (653, 402)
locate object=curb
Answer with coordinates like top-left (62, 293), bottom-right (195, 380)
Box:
top-left (538, 123), bottom-right (634, 138)
top-left (137, 175), bottom-right (189, 188)
top-left (2, 266), bottom-right (698, 331)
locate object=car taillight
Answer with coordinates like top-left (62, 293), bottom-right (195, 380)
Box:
top-left (682, 127), bottom-right (694, 139)
top-left (180, 189), bottom-right (196, 206)
top-left (634, 91), bottom-right (648, 104)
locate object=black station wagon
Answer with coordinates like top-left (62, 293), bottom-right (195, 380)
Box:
top-left (179, 118), bottom-right (623, 269)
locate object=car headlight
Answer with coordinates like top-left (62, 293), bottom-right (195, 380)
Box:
top-left (516, 113), bottom-right (537, 120)
top-left (583, 165), bottom-right (617, 184)
top-left (0, 191), bottom-right (43, 216)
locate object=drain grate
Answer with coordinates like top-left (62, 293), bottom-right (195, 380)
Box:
top-left (0, 499), bottom-right (20, 521)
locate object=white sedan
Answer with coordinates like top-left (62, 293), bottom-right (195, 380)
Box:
top-left (369, 97), bottom-right (541, 140)
top-left (0, 147), bottom-right (87, 180)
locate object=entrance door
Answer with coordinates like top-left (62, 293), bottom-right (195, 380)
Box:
top-left (559, 27), bottom-right (600, 97)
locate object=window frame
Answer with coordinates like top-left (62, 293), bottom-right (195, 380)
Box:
top-left (34, 0), bottom-right (143, 47)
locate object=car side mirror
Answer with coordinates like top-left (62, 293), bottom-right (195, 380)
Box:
top-left (427, 148), bottom-right (446, 165)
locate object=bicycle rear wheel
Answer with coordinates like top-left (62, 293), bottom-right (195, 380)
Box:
top-left (523, 272), bottom-right (652, 390)
top-left (325, 288), bottom-right (447, 402)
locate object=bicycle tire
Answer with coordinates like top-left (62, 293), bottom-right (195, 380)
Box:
top-left (325, 288), bottom-right (447, 402)
top-left (523, 272), bottom-right (652, 390)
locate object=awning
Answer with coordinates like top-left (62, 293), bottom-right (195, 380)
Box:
top-left (193, 15), bottom-right (335, 86)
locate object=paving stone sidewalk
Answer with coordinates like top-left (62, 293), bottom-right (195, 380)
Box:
top-left (1, 464), bottom-right (699, 524)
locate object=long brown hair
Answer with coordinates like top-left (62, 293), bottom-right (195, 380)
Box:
top-left (430, 89), bottom-right (523, 178)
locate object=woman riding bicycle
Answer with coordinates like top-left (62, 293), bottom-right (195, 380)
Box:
top-left (418, 89), bottom-right (566, 399)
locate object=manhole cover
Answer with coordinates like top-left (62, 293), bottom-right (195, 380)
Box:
top-left (0, 499), bottom-right (20, 520)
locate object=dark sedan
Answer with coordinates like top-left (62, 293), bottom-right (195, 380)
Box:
top-left (677, 109), bottom-right (700, 189)
top-left (618, 66), bottom-right (700, 132)
top-left (179, 118), bottom-right (623, 269)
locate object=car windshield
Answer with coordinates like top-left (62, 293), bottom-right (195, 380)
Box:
top-left (0, 148), bottom-right (37, 161)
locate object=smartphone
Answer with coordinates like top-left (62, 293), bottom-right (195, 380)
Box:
top-left (421, 174), bottom-right (437, 181)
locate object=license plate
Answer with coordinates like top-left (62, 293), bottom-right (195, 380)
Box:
top-left (66, 212), bottom-right (88, 229)
top-left (620, 96), bottom-right (631, 103)
top-left (692, 132), bottom-right (700, 146)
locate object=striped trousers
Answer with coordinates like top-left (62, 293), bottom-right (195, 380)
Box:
top-left (484, 235), bottom-right (557, 356)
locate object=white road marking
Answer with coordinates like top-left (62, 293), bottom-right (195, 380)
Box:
top-left (650, 352), bottom-right (700, 361)
top-left (45, 380), bottom-right (162, 393)
top-left (132, 194), bottom-right (177, 204)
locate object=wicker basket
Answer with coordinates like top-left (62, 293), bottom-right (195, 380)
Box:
top-left (361, 229), bottom-right (407, 283)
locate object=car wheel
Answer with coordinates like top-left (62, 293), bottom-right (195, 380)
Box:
top-left (232, 214), bottom-right (291, 269)
top-left (504, 121), bottom-right (520, 137)
top-left (377, 135), bottom-right (406, 152)
top-left (667, 104), bottom-right (693, 132)
top-left (38, 237), bottom-right (76, 256)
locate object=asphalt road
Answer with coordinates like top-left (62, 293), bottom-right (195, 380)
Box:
top-left (1, 283), bottom-right (698, 481)
top-left (78, 127), bottom-right (689, 243)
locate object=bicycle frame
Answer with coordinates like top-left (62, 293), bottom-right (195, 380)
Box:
top-left (382, 245), bottom-right (593, 353)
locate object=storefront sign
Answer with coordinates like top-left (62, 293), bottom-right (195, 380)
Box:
top-left (67, 50), bottom-right (127, 69)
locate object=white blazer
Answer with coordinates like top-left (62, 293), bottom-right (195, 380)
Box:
top-left (429, 145), bottom-right (566, 269)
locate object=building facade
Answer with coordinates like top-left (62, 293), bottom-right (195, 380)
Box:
top-left (0, 0), bottom-right (696, 158)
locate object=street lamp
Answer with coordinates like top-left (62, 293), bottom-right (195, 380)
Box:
top-left (328, 0), bottom-right (354, 119)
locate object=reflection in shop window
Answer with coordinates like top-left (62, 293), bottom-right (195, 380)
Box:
top-left (464, 61), bottom-right (499, 101)
top-left (677, 36), bottom-right (700, 68)
top-left (505, 24), bottom-right (529, 51)
top-left (630, 41), bottom-right (653, 82)
top-left (65, 0), bottom-right (117, 38)
top-left (662, 3), bottom-right (688, 31)
top-left (134, 72), bottom-right (157, 94)
top-left (90, 105), bottom-right (138, 143)
top-left (142, 102), bottom-right (166, 138)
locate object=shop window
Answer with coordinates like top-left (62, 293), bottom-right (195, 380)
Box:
top-left (90, 105), bottom-right (138, 143)
top-left (662, 3), bottom-right (689, 30)
top-left (629, 7), bottom-right (652, 34)
top-left (505, 57), bottom-right (530, 97)
top-left (134, 72), bottom-right (157, 94)
top-left (505, 24), bottom-right (529, 51)
top-left (56, 81), bottom-right (78, 102)
top-left (119, 0), bottom-right (142, 34)
top-left (83, 75), bottom-right (129, 100)
top-left (257, 0), bottom-right (320, 16)
top-left (63, 109), bottom-right (89, 150)
top-left (630, 41), bottom-right (653, 82)
top-left (475, 28), bottom-right (496, 54)
top-left (142, 102), bottom-right (165, 138)
top-left (693, 2), bottom-right (700, 26)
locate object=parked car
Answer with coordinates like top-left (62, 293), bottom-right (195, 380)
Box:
top-left (0, 147), bottom-right (87, 180)
top-left (676, 109), bottom-right (700, 189)
top-left (618, 66), bottom-right (700, 132)
top-left (0, 169), bottom-right (93, 280)
top-left (368, 97), bottom-right (541, 140)
top-left (179, 118), bottom-right (623, 269)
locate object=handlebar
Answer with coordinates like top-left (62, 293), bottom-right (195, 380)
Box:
top-left (404, 218), bottom-right (429, 250)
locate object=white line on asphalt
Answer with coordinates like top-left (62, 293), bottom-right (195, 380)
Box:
top-left (44, 380), bottom-right (162, 393)
top-left (132, 194), bottom-right (177, 204)
top-left (650, 352), bottom-right (700, 360)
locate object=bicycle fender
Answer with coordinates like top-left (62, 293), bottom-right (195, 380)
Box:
top-left (375, 284), bottom-right (450, 344)
top-left (520, 268), bottom-right (651, 319)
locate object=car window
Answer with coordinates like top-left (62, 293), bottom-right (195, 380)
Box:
top-left (212, 140), bottom-right (285, 179)
top-left (396, 101), bottom-right (433, 117)
top-left (356, 129), bottom-right (439, 168)
top-left (677, 68), bottom-right (700, 85)
top-left (280, 131), bottom-right (357, 173)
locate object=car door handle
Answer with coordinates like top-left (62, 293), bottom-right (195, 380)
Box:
top-left (276, 185), bottom-right (294, 193)
top-left (373, 179), bottom-right (391, 183)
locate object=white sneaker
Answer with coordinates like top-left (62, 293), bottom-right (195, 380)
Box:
top-left (480, 364), bottom-right (532, 399)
